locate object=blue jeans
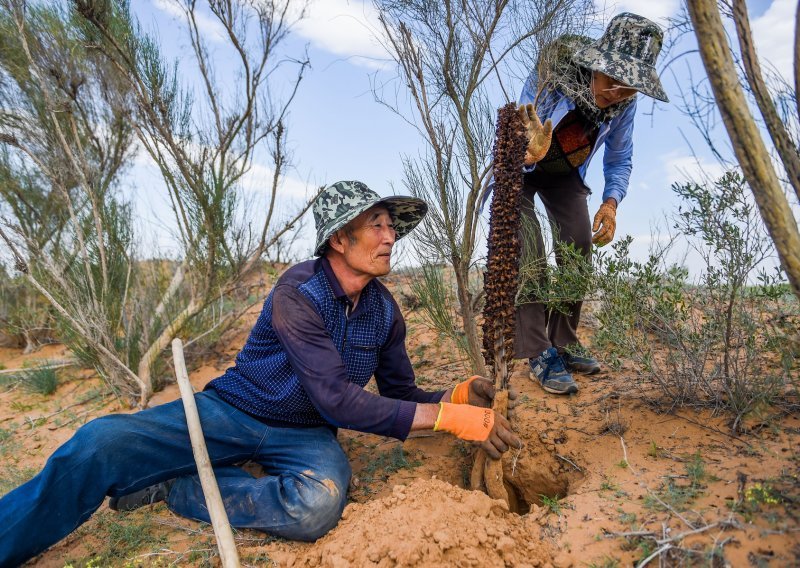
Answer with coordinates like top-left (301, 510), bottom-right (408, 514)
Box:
top-left (0, 390), bottom-right (351, 567)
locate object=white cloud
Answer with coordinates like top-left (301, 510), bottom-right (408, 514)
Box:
top-left (151, 0), bottom-right (227, 43)
top-left (292, 0), bottom-right (388, 69)
top-left (662, 152), bottom-right (726, 186)
top-left (240, 163), bottom-right (318, 202)
top-left (750, 0), bottom-right (795, 83)
top-left (594, 0), bottom-right (681, 25)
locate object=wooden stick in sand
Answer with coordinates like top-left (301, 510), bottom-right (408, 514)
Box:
top-left (172, 338), bottom-right (241, 568)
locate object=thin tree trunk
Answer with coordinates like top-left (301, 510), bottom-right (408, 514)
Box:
top-left (795, 1), bottom-right (800, 125)
top-left (687, 0), bottom-right (800, 301)
top-left (149, 262), bottom-right (186, 330)
top-left (138, 299), bottom-right (202, 400)
top-left (731, 0), bottom-right (800, 203)
top-left (453, 261), bottom-right (486, 375)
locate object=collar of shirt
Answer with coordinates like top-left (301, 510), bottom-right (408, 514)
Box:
top-left (319, 256), bottom-right (369, 317)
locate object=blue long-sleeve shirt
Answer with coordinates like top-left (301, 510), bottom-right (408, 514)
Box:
top-left (518, 74), bottom-right (637, 204)
top-left (207, 257), bottom-right (445, 440)
top-left (483, 73), bottom-right (638, 208)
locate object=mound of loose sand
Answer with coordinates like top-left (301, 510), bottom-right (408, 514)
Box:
top-left (268, 477), bottom-right (554, 568)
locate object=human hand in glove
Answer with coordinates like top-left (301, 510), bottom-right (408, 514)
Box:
top-left (450, 376), bottom-right (518, 411)
top-left (450, 375), bottom-right (493, 407)
top-left (433, 402), bottom-right (522, 459)
top-left (518, 103), bottom-right (553, 166)
top-left (592, 198), bottom-right (617, 246)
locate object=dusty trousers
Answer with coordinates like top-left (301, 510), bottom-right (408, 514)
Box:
top-left (513, 169), bottom-right (593, 359)
top-left (0, 389), bottom-right (351, 568)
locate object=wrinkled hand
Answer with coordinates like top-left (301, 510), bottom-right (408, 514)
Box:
top-left (465, 376), bottom-right (494, 407)
top-left (465, 378), bottom-right (518, 415)
top-left (452, 376), bottom-right (518, 410)
top-left (479, 411), bottom-right (522, 460)
top-left (518, 103), bottom-right (553, 166)
top-left (592, 198), bottom-right (618, 246)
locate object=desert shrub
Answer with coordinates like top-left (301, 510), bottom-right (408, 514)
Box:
top-left (1, 361), bottom-right (59, 395)
top-left (593, 171), bottom-right (798, 429)
top-left (408, 263), bottom-right (471, 358)
top-left (0, 267), bottom-right (55, 352)
top-left (517, 209), bottom-right (594, 317)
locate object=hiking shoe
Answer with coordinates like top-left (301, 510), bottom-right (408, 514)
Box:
top-left (562, 350), bottom-right (601, 375)
top-left (109, 480), bottom-right (174, 512)
top-left (529, 348), bottom-right (578, 395)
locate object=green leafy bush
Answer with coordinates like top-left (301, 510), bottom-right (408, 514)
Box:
top-left (592, 171), bottom-right (798, 429)
top-left (0, 267), bottom-right (55, 352)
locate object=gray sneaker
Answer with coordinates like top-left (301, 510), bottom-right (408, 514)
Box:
top-left (529, 348), bottom-right (578, 395)
top-left (562, 351), bottom-right (601, 375)
top-left (109, 480), bottom-right (174, 512)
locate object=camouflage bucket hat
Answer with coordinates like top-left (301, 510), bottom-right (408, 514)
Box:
top-left (312, 180), bottom-right (428, 256)
top-left (573, 12), bottom-right (669, 103)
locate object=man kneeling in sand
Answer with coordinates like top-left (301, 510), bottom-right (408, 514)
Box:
top-left (0, 180), bottom-right (520, 567)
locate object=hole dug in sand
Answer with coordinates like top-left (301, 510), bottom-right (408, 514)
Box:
top-left (495, 433), bottom-right (582, 515)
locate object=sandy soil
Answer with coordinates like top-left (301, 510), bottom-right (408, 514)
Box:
top-left (1, 275), bottom-right (798, 567)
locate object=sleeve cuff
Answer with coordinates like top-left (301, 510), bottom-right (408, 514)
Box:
top-left (602, 188), bottom-right (624, 205)
top-left (389, 400), bottom-right (418, 441)
top-left (428, 389), bottom-right (446, 403)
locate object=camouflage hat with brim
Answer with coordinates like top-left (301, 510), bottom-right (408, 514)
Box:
top-left (573, 12), bottom-right (669, 103)
top-left (313, 180), bottom-right (428, 256)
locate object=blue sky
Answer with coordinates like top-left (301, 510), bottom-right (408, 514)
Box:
top-left (127, 0), bottom-right (795, 274)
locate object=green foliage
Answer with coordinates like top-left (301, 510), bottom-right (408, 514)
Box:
top-left (11, 362), bottom-right (59, 395)
top-left (518, 211), bottom-right (593, 315)
top-left (599, 477), bottom-right (619, 492)
top-left (744, 482), bottom-right (782, 507)
top-left (0, 463), bottom-right (37, 497)
top-left (357, 445), bottom-right (422, 495)
top-left (644, 453), bottom-right (711, 513)
top-left (408, 264), bottom-right (470, 357)
top-left (0, 266), bottom-right (55, 350)
top-left (539, 493), bottom-right (562, 515)
top-left (592, 171), bottom-right (799, 429)
top-left (728, 480), bottom-right (786, 522)
top-left (68, 510), bottom-right (168, 566)
top-left (0, 0), bottom-right (145, 397)
top-left (0, 361), bottom-right (59, 395)
top-left (587, 556), bottom-right (620, 568)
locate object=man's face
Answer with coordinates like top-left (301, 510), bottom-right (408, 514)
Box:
top-left (336, 206), bottom-right (397, 278)
top-left (591, 71), bottom-right (638, 109)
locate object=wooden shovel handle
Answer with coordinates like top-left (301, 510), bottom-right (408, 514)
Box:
top-left (172, 338), bottom-right (241, 568)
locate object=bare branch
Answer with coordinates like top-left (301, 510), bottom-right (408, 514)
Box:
top-left (731, 0), bottom-right (800, 203)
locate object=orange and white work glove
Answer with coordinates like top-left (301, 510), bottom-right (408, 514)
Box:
top-left (434, 403), bottom-right (522, 459)
top-left (592, 198), bottom-right (618, 246)
top-left (518, 103), bottom-right (553, 166)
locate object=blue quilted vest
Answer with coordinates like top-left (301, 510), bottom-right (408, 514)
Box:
top-left (207, 259), bottom-right (394, 426)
